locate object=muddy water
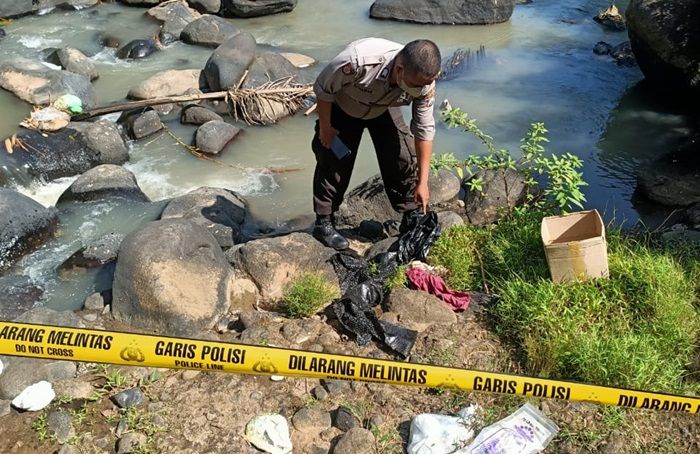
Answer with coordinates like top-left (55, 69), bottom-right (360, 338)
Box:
top-left (1, 0), bottom-right (690, 310)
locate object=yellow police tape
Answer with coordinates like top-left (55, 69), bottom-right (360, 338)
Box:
top-left (1, 321), bottom-right (699, 414)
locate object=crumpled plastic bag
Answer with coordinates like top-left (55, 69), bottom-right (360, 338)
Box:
top-left (408, 405), bottom-right (479, 454)
top-left (20, 107), bottom-right (71, 131)
top-left (53, 94), bottom-right (83, 114)
top-left (467, 403), bottom-right (559, 454)
top-left (11, 381), bottom-right (55, 412)
top-left (398, 211), bottom-right (441, 263)
top-left (244, 414), bottom-right (293, 454)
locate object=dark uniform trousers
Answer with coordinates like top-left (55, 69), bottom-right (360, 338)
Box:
top-left (312, 103), bottom-right (418, 216)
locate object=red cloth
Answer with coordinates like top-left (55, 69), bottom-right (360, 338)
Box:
top-left (406, 268), bottom-right (471, 312)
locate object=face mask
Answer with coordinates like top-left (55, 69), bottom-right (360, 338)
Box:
top-left (398, 69), bottom-right (425, 97)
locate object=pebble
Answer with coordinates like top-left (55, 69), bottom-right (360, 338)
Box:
top-left (117, 432), bottom-right (148, 454)
top-left (334, 406), bottom-right (360, 431)
top-left (112, 387), bottom-right (145, 409)
top-left (368, 414), bottom-right (384, 429)
top-left (321, 379), bottom-right (351, 395)
top-left (115, 418), bottom-right (129, 437)
top-left (270, 375), bottom-right (284, 382)
top-left (312, 386), bottom-right (328, 401)
top-left (292, 407), bottom-right (332, 431)
top-left (333, 427), bottom-right (376, 454)
top-left (57, 445), bottom-right (79, 454)
top-left (0, 399), bottom-right (11, 417)
top-left (83, 292), bottom-right (104, 311)
top-left (81, 312), bottom-right (98, 322)
top-left (11, 381), bottom-right (55, 411)
top-left (46, 410), bottom-right (75, 443)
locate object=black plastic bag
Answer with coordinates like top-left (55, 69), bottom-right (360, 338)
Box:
top-left (398, 211), bottom-right (441, 263)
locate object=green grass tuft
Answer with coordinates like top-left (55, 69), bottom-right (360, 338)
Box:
top-left (428, 211), bottom-right (700, 392)
top-left (283, 272), bottom-right (340, 318)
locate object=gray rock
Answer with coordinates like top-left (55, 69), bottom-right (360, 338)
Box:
top-left (67, 120), bottom-right (129, 166)
top-left (336, 175), bottom-right (402, 229)
top-left (0, 57), bottom-right (95, 108)
top-left (46, 411), bottom-right (76, 443)
top-left (181, 15), bottom-right (238, 47)
top-left (0, 1), bottom-right (93, 18)
top-left (312, 385), bottom-right (328, 401)
top-left (611, 41), bottom-right (636, 67)
top-left (364, 236), bottom-right (398, 261)
top-left (321, 379), bottom-right (351, 395)
top-left (221, 0), bottom-right (296, 18)
top-left (292, 407), bottom-right (332, 431)
top-left (0, 399), bottom-right (10, 418)
top-left (195, 120), bottom-right (241, 154)
top-left (428, 169), bottom-right (461, 204)
top-left (0, 275), bottom-right (43, 319)
top-left (368, 414), bottom-right (383, 429)
top-left (54, 47), bottom-right (98, 81)
top-left (117, 432), bottom-right (148, 454)
top-left (627, 0), bottom-right (700, 95)
top-left (686, 203), bottom-right (700, 227)
top-left (437, 211), bottom-right (464, 231)
top-left (116, 39), bottom-right (159, 60)
top-left (189, 0), bottom-right (221, 14)
top-left (14, 306), bottom-right (81, 326)
top-left (203, 32), bottom-right (256, 91)
top-left (112, 387), bottom-right (145, 408)
top-left (57, 165), bottom-right (149, 204)
top-left (370, 0), bottom-right (515, 25)
top-left (147, 0), bottom-right (201, 37)
top-left (240, 52), bottom-right (301, 123)
top-left (112, 219), bottom-right (232, 336)
top-left (57, 445), bottom-right (79, 454)
top-left (0, 188), bottom-right (57, 271)
top-left (181, 105), bottom-right (223, 125)
top-left (333, 427), bottom-right (375, 454)
top-left (384, 287), bottom-right (457, 330)
top-left (127, 69), bottom-right (203, 99)
top-left (464, 169), bottom-right (529, 225)
top-left (334, 406), bottom-right (360, 431)
top-left (594, 6), bottom-right (626, 31)
top-left (119, 109), bottom-right (163, 140)
top-left (229, 232), bottom-right (338, 301)
top-left (115, 418), bottom-right (129, 437)
top-left (61, 233), bottom-right (125, 271)
top-left (637, 135), bottom-right (700, 206)
top-left (593, 41), bottom-right (613, 56)
top-left (160, 186), bottom-right (248, 248)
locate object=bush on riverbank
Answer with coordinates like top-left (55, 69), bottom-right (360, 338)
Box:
top-left (282, 272), bottom-right (340, 318)
top-left (429, 211), bottom-right (700, 392)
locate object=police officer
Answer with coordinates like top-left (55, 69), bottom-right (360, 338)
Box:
top-left (311, 38), bottom-right (441, 250)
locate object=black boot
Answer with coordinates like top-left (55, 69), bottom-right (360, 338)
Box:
top-left (312, 215), bottom-right (349, 250)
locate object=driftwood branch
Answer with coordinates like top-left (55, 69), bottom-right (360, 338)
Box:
top-left (73, 78), bottom-right (314, 125)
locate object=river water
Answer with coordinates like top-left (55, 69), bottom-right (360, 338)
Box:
top-left (0, 0), bottom-right (695, 310)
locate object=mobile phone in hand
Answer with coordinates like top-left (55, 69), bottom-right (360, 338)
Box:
top-left (330, 135), bottom-right (352, 160)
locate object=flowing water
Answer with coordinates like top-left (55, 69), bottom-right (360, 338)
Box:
top-left (0, 0), bottom-right (695, 310)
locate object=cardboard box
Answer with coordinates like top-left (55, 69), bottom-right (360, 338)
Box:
top-left (541, 209), bottom-right (609, 283)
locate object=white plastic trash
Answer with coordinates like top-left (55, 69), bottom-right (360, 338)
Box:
top-left (21, 107), bottom-right (71, 131)
top-left (0, 358), bottom-right (4, 376)
top-left (467, 403), bottom-right (559, 454)
top-left (245, 413), bottom-right (293, 454)
top-left (408, 405), bottom-right (479, 454)
top-left (11, 381), bottom-right (56, 412)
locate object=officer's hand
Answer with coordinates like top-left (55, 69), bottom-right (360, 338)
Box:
top-left (319, 125), bottom-right (339, 149)
top-left (414, 182), bottom-right (429, 214)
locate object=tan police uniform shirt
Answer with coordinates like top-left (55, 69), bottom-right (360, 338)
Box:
top-left (313, 37), bottom-right (436, 142)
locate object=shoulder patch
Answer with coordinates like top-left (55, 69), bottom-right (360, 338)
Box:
top-left (342, 63), bottom-right (354, 75)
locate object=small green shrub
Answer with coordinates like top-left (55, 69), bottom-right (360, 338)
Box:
top-left (384, 264), bottom-right (408, 290)
top-left (283, 272), bottom-right (340, 318)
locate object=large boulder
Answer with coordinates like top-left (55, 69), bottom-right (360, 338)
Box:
top-left (228, 232), bottom-right (338, 302)
top-left (112, 219), bottom-right (232, 336)
top-left (203, 32), bottom-right (257, 91)
top-left (0, 308), bottom-right (80, 401)
top-left (626, 0), bottom-right (700, 95)
top-left (0, 0), bottom-right (96, 18)
top-left (181, 15), bottom-right (239, 47)
top-left (238, 52), bottom-right (302, 123)
top-left (369, 0), bottom-right (516, 25)
top-left (147, 0), bottom-right (201, 37)
top-left (0, 275), bottom-right (43, 320)
top-left (195, 120), bottom-right (241, 154)
top-left (0, 188), bottom-right (57, 271)
top-left (8, 125), bottom-right (126, 180)
top-left (49, 47), bottom-right (98, 81)
top-left (59, 232), bottom-right (124, 270)
top-left (127, 69), bottom-right (203, 99)
top-left (221, 0), bottom-right (297, 18)
top-left (57, 165), bottom-right (150, 204)
top-left (463, 169), bottom-right (528, 225)
top-left (336, 175), bottom-right (401, 229)
top-left (0, 58), bottom-right (95, 108)
top-left (637, 135), bottom-right (700, 207)
top-left (160, 187), bottom-right (248, 248)
top-left (66, 120), bottom-right (129, 165)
